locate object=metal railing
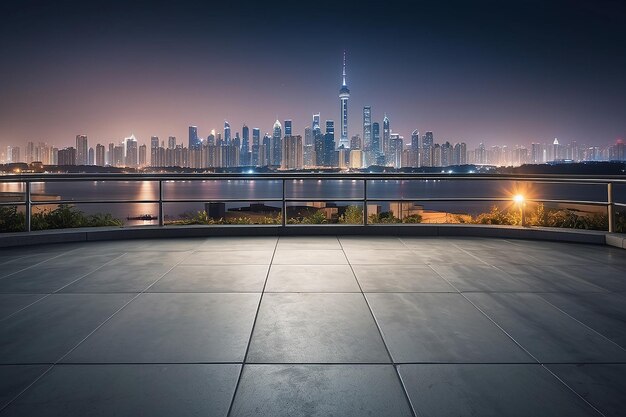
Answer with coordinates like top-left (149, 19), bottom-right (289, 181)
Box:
top-left (1, 173), bottom-right (625, 233)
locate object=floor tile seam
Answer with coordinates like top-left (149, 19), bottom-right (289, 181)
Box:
top-left (539, 364), bottom-right (607, 417)
top-left (0, 247), bottom-right (83, 280)
top-left (0, 294), bottom-right (52, 323)
top-left (535, 294), bottom-right (626, 354)
top-left (0, 364), bottom-right (54, 414)
top-left (488, 263), bottom-right (611, 294)
top-left (45, 248), bottom-right (201, 372)
top-left (447, 243), bottom-right (492, 265)
top-left (338, 236), bottom-right (417, 417)
top-left (225, 236), bottom-right (280, 417)
top-left (427, 265), bottom-right (543, 365)
top-left (51, 252), bottom-right (130, 294)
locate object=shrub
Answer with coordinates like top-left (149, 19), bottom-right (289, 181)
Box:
top-left (0, 206), bottom-right (25, 232)
top-left (338, 205), bottom-right (363, 224)
top-left (368, 211), bottom-right (401, 224)
top-left (402, 214), bottom-right (423, 223)
top-left (0, 204), bottom-right (122, 233)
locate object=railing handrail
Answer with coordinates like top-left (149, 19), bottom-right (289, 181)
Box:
top-left (1, 172), bottom-right (626, 184)
top-left (0, 173), bottom-right (622, 233)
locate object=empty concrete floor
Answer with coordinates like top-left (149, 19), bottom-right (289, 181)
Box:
top-left (0, 236), bottom-right (625, 416)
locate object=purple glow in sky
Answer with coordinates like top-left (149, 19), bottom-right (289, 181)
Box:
top-left (1, 0), bottom-right (625, 149)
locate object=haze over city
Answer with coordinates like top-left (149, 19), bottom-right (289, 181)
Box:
top-left (1, 0), bottom-right (626, 150)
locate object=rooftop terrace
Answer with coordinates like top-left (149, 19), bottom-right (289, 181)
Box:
top-left (0, 235), bottom-right (625, 416)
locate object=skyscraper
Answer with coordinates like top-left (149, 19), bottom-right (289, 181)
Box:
top-left (168, 136), bottom-right (176, 149)
top-left (150, 136), bottom-right (159, 167)
top-left (75, 134), bottom-right (88, 165)
top-left (252, 128), bottom-right (261, 166)
top-left (188, 126), bottom-right (200, 150)
top-left (338, 51), bottom-right (350, 149)
top-left (95, 144), bottom-right (105, 166)
top-left (382, 115), bottom-right (390, 163)
top-left (410, 130), bottom-right (420, 167)
top-left (312, 113), bottom-right (321, 133)
top-left (363, 106), bottom-right (372, 150)
top-left (241, 124), bottom-right (250, 166)
top-left (282, 135), bottom-right (303, 170)
top-left (125, 136), bottom-right (138, 167)
top-left (271, 120), bottom-right (282, 166)
top-left (324, 120), bottom-right (335, 166)
top-left (284, 120), bottom-right (292, 136)
top-left (224, 121), bottom-right (231, 144)
top-left (422, 131), bottom-right (434, 167)
top-left (372, 122), bottom-right (380, 158)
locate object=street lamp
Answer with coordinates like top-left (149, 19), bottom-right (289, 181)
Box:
top-left (513, 194), bottom-right (526, 227)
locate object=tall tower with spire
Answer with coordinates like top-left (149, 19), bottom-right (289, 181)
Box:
top-left (339, 51), bottom-right (350, 149)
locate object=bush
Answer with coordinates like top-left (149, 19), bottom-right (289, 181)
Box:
top-left (0, 206), bottom-right (25, 232)
top-left (167, 211), bottom-right (281, 225)
top-left (368, 211), bottom-right (401, 224)
top-left (338, 205), bottom-right (363, 224)
top-left (473, 206), bottom-right (521, 225)
top-left (402, 214), bottom-right (423, 223)
top-left (0, 204), bottom-right (122, 233)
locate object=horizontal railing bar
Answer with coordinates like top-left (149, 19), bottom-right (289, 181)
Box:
top-left (2, 173), bottom-right (626, 184)
top-left (0, 201), bottom-right (26, 206)
top-left (12, 198), bottom-right (614, 206)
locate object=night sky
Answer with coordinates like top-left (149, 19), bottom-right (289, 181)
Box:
top-left (1, 0), bottom-right (625, 149)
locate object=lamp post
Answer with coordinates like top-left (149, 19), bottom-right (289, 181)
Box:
top-left (514, 194), bottom-right (526, 227)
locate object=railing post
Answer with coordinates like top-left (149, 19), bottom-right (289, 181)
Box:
top-left (607, 182), bottom-right (615, 233)
top-left (158, 180), bottom-right (164, 227)
top-left (281, 179), bottom-right (286, 227)
top-left (363, 179), bottom-right (367, 226)
top-left (25, 181), bottom-right (31, 232)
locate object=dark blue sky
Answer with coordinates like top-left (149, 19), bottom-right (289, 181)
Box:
top-left (1, 0), bottom-right (625, 149)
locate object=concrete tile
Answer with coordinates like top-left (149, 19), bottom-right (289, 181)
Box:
top-left (449, 238), bottom-right (519, 251)
top-left (540, 293), bottom-right (626, 348)
top-left (366, 293), bottom-right (532, 363)
top-left (353, 265), bottom-right (454, 292)
top-left (465, 293), bottom-right (626, 363)
top-left (344, 249), bottom-right (419, 265)
top-left (0, 266), bottom-right (99, 294)
top-left (277, 236), bottom-right (341, 250)
top-left (548, 364), bottom-right (626, 417)
top-left (399, 364), bottom-right (598, 417)
top-left (542, 265), bottom-right (626, 292)
top-left (40, 253), bottom-right (123, 269)
top-left (430, 264), bottom-right (550, 292)
top-left (247, 293), bottom-right (390, 363)
top-left (65, 293), bottom-right (260, 363)
top-left (60, 265), bottom-right (172, 293)
top-left (110, 238), bottom-right (204, 252)
top-left (497, 265), bottom-right (610, 293)
top-left (2, 364), bottom-right (240, 417)
top-left (198, 236), bottom-right (277, 251)
top-left (0, 294), bottom-right (46, 320)
top-left (105, 251), bottom-right (191, 267)
top-left (407, 249), bottom-right (486, 265)
top-left (0, 294), bottom-right (133, 364)
top-left (230, 365), bottom-right (413, 417)
top-left (265, 265), bottom-right (359, 292)
top-left (272, 250), bottom-right (347, 265)
top-left (339, 236), bottom-right (406, 250)
top-left (182, 250), bottom-right (274, 265)
top-left (151, 265), bottom-right (268, 292)
top-left (0, 365), bottom-right (49, 410)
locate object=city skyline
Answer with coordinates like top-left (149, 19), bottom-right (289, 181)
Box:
top-left (1, 0), bottom-right (626, 149)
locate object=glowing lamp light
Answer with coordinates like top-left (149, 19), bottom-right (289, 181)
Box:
top-left (513, 194), bottom-right (525, 204)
